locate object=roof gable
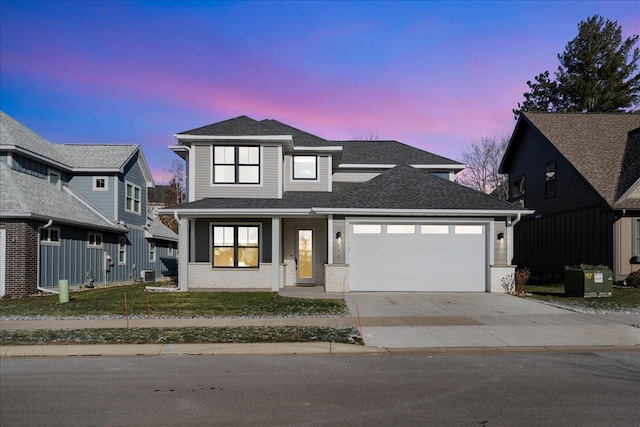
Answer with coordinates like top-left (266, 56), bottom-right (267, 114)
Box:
top-left (502, 112), bottom-right (640, 206)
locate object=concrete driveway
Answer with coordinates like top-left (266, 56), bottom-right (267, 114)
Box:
top-left (344, 292), bottom-right (640, 349)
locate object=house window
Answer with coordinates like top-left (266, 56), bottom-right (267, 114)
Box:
top-left (545, 161), bottom-right (556, 197)
top-left (168, 243), bottom-right (175, 257)
top-left (512, 176), bottom-right (525, 206)
top-left (40, 227), bottom-right (60, 244)
top-left (213, 146), bottom-right (260, 184)
top-left (118, 237), bottom-right (127, 264)
top-left (93, 177), bottom-right (108, 191)
top-left (49, 171), bottom-right (61, 189)
top-left (149, 242), bottom-right (156, 262)
top-left (88, 232), bottom-right (103, 248)
top-left (125, 182), bottom-right (141, 214)
top-left (212, 225), bottom-right (259, 267)
top-left (292, 156), bottom-right (318, 180)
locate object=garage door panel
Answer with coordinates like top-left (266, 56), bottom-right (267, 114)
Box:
top-left (349, 223), bottom-right (486, 292)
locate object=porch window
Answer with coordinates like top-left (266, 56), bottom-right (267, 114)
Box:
top-left (292, 155), bottom-right (317, 180)
top-left (212, 225), bottom-right (259, 267)
top-left (213, 146), bottom-right (260, 184)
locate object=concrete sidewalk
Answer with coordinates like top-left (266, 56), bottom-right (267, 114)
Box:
top-left (1, 292), bottom-right (638, 356)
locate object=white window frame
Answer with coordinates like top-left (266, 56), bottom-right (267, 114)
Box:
top-left (40, 227), bottom-right (61, 245)
top-left (292, 155), bottom-right (318, 181)
top-left (118, 237), bottom-right (127, 265)
top-left (149, 241), bottom-right (156, 262)
top-left (88, 232), bottom-right (103, 248)
top-left (125, 181), bottom-right (142, 214)
top-left (93, 177), bottom-right (109, 191)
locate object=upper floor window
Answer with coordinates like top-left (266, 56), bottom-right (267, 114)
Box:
top-left (125, 182), bottom-right (141, 214)
top-left (40, 227), bottom-right (60, 245)
top-left (213, 146), bottom-right (260, 184)
top-left (512, 176), bottom-right (525, 207)
top-left (149, 241), bottom-right (156, 262)
top-left (93, 177), bottom-right (108, 191)
top-left (292, 155), bottom-right (317, 180)
top-left (212, 225), bottom-right (259, 267)
top-left (545, 161), bottom-right (556, 197)
top-left (88, 232), bottom-right (103, 248)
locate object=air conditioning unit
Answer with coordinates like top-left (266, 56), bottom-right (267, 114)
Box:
top-left (141, 270), bottom-right (156, 283)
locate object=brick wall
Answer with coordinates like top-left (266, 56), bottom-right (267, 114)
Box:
top-left (0, 219), bottom-right (40, 297)
top-left (187, 262), bottom-right (286, 289)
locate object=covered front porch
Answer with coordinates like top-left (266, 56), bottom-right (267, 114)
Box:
top-left (175, 215), bottom-right (348, 293)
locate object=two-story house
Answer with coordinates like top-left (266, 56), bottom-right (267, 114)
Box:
top-left (161, 115), bottom-right (531, 293)
top-left (499, 112), bottom-right (640, 281)
top-left (0, 111), bottom-right (178, 297)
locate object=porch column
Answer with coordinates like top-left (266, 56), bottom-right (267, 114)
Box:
top-left (178, 216), bottom-right (189, 291)
top-left (327, 214), bottom-right (333, 264)
top-left (271, 217), bottom-right (281, 291)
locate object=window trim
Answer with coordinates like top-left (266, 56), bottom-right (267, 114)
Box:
top-left (93, 176), bottom-right (109, 192)
top-left (149, 241), bottom-right (156, 262)
top-left (88, 232), bottom-right (103, 249)
top-left (212, 145), bottom-right (261, 185)
top-left (40, 227), bottom-right (61, 245)
top-left (125, 181), bottom-right (142, 214)
top-left (118, 237), bottom-right (127, 265)
top-left (48, 171), bottom-right (61, 190)
top-left (210, 223), bottom-right (261, 268)
top-left (544, 161), bottom-right (557, 198)
top-left (292, 155), bottom-right (318, 181)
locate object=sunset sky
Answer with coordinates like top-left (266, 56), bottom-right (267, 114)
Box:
top-left (1, 0), bottom-right (638, 183)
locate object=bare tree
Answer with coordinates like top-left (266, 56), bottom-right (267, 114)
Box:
top-left (355, 132), bottom-right (379, 141)
top-left (153, 159), bottom-right (186, 234)
top-left (457, 136), bottom-right (509, 199)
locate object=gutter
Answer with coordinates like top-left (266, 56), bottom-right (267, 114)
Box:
top-left (37, 220), bottom-right (58, 294)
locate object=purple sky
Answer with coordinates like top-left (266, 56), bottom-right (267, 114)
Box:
top-left (1, 1), bottom-right (638, 183)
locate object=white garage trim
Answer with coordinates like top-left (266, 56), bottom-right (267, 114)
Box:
top-left (346, 218), bottom-right (493, 292)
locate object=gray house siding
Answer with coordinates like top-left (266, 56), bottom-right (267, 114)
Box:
top-left (68, 174), bottom-right (116, 218)
top-left (283, 155), bottom-right (330, 192)
top-left (118, 154), bottom-right (147, 227)
top-left (193, 144), bottom-right (280, 200)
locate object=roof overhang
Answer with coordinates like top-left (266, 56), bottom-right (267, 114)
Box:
top-left (0, 145), bottom-right (71, 171)
top-left (174, 134), bottom-right (294, 142)
top-left (292, 146), bottom-right (343, 152)
top-left (0, 213), bottom-right (127, 233)
top-left (339, 163), bottom-right (465, 171)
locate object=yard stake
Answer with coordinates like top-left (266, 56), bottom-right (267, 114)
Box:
top-left (356, 304), bottom-right (365, 345)
top-left (124, 292), bottom-right (129, 328)
top-left (146, 290), bottom-right (151, 319)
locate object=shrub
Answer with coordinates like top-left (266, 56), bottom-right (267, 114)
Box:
top-left (515, 268), bottom-right (531, 296)
top-left (626, 270), bottom-right (640, 288)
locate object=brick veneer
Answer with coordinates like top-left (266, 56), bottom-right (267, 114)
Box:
top-left (0, 219), bottom-right (40, 297)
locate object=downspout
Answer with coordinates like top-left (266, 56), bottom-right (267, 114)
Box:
top-left (37, 220), bottom-right (58, 294)
top-left (510, 213), bottom-right (522, 227)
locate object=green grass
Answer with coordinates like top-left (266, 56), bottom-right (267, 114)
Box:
top-left (524, 284), bottom-right (640, 312)
top-left (0, 283), bottom-right (348, 318)
top-left (0, 326), bottom-right (362, 345)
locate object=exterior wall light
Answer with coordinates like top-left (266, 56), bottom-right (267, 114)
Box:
top-left (336, 231), bottom-right (342, 239)
top-left (497, 232), bottom-right (504, 240)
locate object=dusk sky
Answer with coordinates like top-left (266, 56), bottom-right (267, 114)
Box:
top-left (1, 0), bottom-right (638, 183)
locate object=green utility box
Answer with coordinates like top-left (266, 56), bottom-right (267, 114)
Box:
top-left (58, 279), bottom-right (69, 303)
top-left (564, 269), bottom-right (613, 297)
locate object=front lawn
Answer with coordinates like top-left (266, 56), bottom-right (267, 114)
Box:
top-left (524, 284), bottom-right (640, 314)
top-left (0, 283), bottom-right (348, 319)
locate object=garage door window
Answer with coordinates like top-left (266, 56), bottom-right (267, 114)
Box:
top-left (455, 225), bottom-right (483, 234)
top-left (387, 225), bottom-right (415, 234)
top-left (353, 224), bottom-right (382, 234)
top-left (421, 225), bottom-right (449, 234)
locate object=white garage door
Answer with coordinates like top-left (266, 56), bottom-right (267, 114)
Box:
top-left (349, 223), bottom-right (487, 291)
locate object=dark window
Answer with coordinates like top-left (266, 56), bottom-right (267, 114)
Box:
top-left (512, 176), bottom-right (525, 207)
top-left (213, 146), bottom-right (260, 184)
top-left (41, 228), bottom-right (60, 244)
top-left (545, 161), bottom-right (556, 197)
top-left (212, 225), bottom-right (259, 267)
top-left (292, 155), bottom-right (318, 180)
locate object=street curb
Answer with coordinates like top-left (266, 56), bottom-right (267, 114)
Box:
top-left (1, 343), bottom-right (637, 358)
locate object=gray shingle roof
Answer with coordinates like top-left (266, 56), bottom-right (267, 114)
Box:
top-left (177, 115), bottom-right (287, 137)
top-left (146, 215), bottom-right (178, 241)
top-left (614, 128), bottom-right (640, 209)
top-left (59, 144), bottom-right (138, 169)
top-left (0, 162), bottom-right (125, 231)
top-left (0, 111), bottom-right (68, 165)
top-left (169, 166), bottom-right (523, 212)
top-left (260, 119), bottom-right (333, 147)
top-left (504, 112), bottom-right (640, 206)
top-left (337, 140), bottom-right (463, 166)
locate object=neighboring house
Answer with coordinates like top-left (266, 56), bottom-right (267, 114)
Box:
top-left (0, 111), bottom-right (178, 297)
top-left (161, 115), bottom-right (531, 293)
top-left (500, 112), bottom-right (640, 281)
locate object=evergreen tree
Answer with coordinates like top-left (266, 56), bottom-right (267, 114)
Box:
top-left (514, 15), bottom-right (640, 117)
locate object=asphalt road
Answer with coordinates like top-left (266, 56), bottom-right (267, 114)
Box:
top-left (2, 351), bottom-right (639, 426)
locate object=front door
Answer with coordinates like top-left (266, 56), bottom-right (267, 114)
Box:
top-left (296, 229), bottom-right (314, 284)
